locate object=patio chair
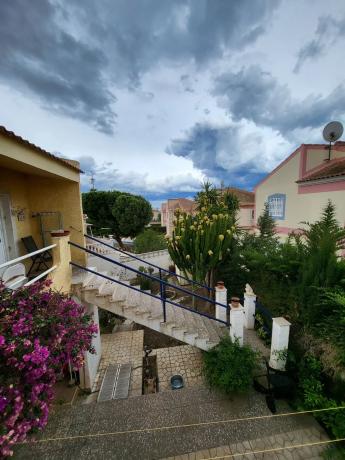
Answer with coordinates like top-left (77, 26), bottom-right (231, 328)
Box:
top-left (21, 236), bottom-right (52, 277)
top-left (253, 360), bottom-right (295, 413)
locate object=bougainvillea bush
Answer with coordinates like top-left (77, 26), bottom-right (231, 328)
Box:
top-left (0, 280), bottom-right (98, 457)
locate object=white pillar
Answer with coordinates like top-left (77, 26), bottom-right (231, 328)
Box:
top-left (269, 317), bottom-right (291, 371)
top-left (244, 284), bottom-right (256, 329)
top-left (229, 297), bottom-right (244, 346)
top-left (215, 281), bottom-right (227, 323)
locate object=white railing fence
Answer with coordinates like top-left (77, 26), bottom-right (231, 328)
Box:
top-left (0, 244), bottom-right (57, 289)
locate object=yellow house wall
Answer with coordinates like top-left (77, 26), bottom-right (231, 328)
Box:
top-left (0, 167), bottom-right (86, 265)
top-left (0, 169), bottom-right (32, 244)
top-left (256, 148), bottom-right (345, 233)
top-left (28, 176), bottom-right (86, 265)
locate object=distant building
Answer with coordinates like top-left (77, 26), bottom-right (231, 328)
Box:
top-left (150, 208), bottom-right (161, 223)
top-left (220, 187), bottom-right (255, 230)
top-left (254, 142), bottom-right (345, 237)
top-left (161, 198), bottom-right (197, 235)
top-left (161, 189), bottom-right (255, 235)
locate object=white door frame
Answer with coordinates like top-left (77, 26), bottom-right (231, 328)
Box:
top-left (0, 194), bottom-right (17, 263)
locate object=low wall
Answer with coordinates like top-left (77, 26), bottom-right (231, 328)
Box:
top-left (88, 248), bottom-right (172, 280)
top-left (79, 303), bottom-right (102, 391)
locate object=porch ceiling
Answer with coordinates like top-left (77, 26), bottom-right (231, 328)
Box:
top-left (0, 154), bottom-right (77, 182)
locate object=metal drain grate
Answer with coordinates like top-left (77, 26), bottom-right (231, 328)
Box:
top-left (98, 363), bottom-right (132, 402)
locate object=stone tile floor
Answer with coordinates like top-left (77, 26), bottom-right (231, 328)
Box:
top-left (161, 424), bottom-right (329, 459)
top-left (90, 330), bottom-right (144, 399)
top-left (154, 345), bottom-right (204, 391)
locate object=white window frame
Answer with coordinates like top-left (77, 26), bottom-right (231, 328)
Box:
top-left (268, 194), bottom-right (286, 220)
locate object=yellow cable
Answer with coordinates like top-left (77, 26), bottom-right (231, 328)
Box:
top-left (203, 438), bottom-right (345, 459)
top-left (17, 405), bottom-right (345, 445)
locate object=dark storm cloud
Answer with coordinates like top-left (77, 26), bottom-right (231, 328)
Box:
top-left (0, 0), bottom-right (116, 133)
top-left (166, 122), bottom-right (266, 188)
top-left (212, 65), bottom-right (345, 136)
top-left (294, 15), bottom-right (345, 73)
top-left (0, 0), bottom-right (279, 133)
top-left (69, 0), bottom-right (278, 88)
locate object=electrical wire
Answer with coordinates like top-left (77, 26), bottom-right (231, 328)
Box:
top-left (17, 405), bottom-right (345, 445)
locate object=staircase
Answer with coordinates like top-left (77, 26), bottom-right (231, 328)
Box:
top-left (72, 267), bottom-right (228, 351)
top-left (70, 237), bottom-right (270, 355)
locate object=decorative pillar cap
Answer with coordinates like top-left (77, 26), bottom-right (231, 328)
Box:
top-left (216, 281), bottom-right (225, 289)
top-left (230, 296), bottom-right (240, 308)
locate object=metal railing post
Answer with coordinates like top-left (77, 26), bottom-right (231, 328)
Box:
top-left (159, 269), bottom-right (167, 322)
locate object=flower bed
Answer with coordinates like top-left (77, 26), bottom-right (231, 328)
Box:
top-left (0, 280), bottom-right (97, 457)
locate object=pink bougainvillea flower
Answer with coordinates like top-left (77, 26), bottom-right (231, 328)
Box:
top-left (0, 280), bottom-right (97, 457)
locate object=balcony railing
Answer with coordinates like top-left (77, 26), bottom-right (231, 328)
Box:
top-left (0, 244), bottom-right (57, 289)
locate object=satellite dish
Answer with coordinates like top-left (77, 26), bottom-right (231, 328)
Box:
top-left (323, 121), bottom-right (344, 142)
top-left (323, 121), bottom-right (343, 160)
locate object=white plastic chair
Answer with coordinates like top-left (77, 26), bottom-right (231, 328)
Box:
top-left (1, 263), bottom-right (27, 289)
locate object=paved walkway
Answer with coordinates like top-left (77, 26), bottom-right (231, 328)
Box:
top-left (14, 387), bottom-right (328, 459)
top-left (161, 426), bottom-right (328, 459)
top-left (90, 331), bottom-right (144, 400)
top-left (154, 345), bottom-right (204, 391)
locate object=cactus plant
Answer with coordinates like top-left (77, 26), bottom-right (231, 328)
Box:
top-left (167, 208), bottom-right (235, 286)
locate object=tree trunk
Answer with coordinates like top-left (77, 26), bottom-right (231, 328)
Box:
top-left (115, 234), bottom-right (125, 250)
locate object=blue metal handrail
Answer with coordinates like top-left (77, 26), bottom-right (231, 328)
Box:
top-left (84, 234), bottom-right (215, 292)
top-left (70, 241), bottom-right (227, 310)
top-left (70, 262), bottom-right (229, 326)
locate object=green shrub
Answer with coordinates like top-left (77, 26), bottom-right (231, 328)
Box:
top-left (137, 266), bottom-right (152, 291)
top-left (297, 354), bottom-right (345, 442)
top-left (203, 337), bottom-right (259, 394)
top-left (323, 446), bottom-right (345, 460)
top-left (133, 229), bottom-right (167, 253)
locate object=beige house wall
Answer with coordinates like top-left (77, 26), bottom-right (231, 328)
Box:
top-left (256, 146), bottom-right (345, 233)
top-left (255, 150), bottom-right (301, 229)
top-left (306, 147), bottom-right (345, 171)
top-left (238, 206), bottom-right (254, 228)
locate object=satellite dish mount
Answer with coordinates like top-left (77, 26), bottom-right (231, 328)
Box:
top-left (322, 121), bottom-right (344, 161)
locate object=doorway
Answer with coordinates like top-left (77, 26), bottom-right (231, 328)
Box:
top-left (0, 194), bottom-right (16, 265)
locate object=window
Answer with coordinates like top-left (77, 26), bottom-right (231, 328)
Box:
top-left (268, 194), bottom-right (286, 220)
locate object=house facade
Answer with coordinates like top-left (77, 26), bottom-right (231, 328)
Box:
top-left (0, 125), bottom-right (101, 390)
top-left (221, 187), bottom-right (255, 229)
top-left (255, 142), bottom-right (345, 236)
top-left (161, 189), bottom-right (255, 236)
top-left (161, 198), bottom-right (197, 235)
top-left (0, 126), bottom-right (86, 268)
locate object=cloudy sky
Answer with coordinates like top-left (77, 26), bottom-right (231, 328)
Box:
top-left (1, 0), bottom-right (345, 208)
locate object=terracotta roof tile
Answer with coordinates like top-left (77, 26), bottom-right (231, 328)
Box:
top-left (220, 187), bottom-right (255, 204)
top-left (297, 157), bottom-right (345, 183)
top-left (0, 125), bottom-right (82, 173)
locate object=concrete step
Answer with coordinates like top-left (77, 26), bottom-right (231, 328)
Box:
top-left (83, 270), bottom-right (108, 290)
top-left (98, 276), bottom-right (119, 295)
